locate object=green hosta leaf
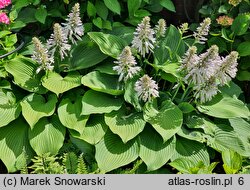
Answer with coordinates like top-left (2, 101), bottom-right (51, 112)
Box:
top-left (21, 93), bottom-right (58, 129)
top-left (95, 129), bottom-right (139, 173)
top-left (229, 118), bottom-right (250, 156)
top-left (171, 136), bottom-right (210, 165)
top-left (103, 0), bottom-right (121, 14)
top-left (70, 114), bottom-right (108, 145)
top-left (0, 104), bottom-right (21, 128)
top-left (35, 6), bottom-right (47, 24)
top-left (82, 71), bottom-right (123, 95)
top-left (0, 117), bottom-right (33, 173)
top-left (207, 124), bottom-right (246, 155)
top-left (68, 36), bottom-right (108, 71)
top-left (42, 71), bottom-right (81, 96)
top-left (4, 56), bottom-right (46, 93)
top-left (124, 77), bottom-right (142, 111)
top-left (197, 94), bottom-right (250, 119)
top-left (58, 98), bottom-right (89, 135)
top-left (88, 32), bottom-right (127, 58)
top-left (143, 100), bottom-right (183, 142)
top-left (222, 150), bottom-right (242, 174)
top-left (81, 90), bottom-right (123, 115)
top-left (139, 126), bottom-right (176, 171)
top-left (105, 107), bottom-right (146, 143)
top-left (160, 0), bottom-right (176, 12)
top-left (29, 116), bottom-right (66, 156)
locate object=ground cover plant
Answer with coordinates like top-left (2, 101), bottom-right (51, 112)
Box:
top-left (0, 0), bottom-right (250, 174)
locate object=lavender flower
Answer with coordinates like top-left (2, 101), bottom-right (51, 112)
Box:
top-left (193, 18), bottom-right (211, 44)
top-left (193, 79), bottom-right (219, 103)
top-left (32, 37), bottom-right (54, 73)
top-left (216, 51), bottom-right (238, 85)
top-left (132, 16), bottom-right (156, 57)
top-left (135, 74), bottom-right (159, 102)
top-left (180, 46), bottom-right (199, 74)
top-left (185, 45), bottom-right (220, 85)
top-left (155, 19), bottom-right (166, 38)
top-left (180, 45), bottom-right (239, 104)
top-left (47, 23), bottom-right (71, 60)
top-left (113, 46), bottom-right (141, 81)
top-left (63, 3), bottom-right (84, 44)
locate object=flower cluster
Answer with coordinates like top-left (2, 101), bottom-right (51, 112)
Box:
top-left (155, 19), bottom-right (166, 38)
top-left (193, 18), bottom-right (211, 44)
top-left (0, 12), bottom-right (9, 24)
top-left (32, 3), bottom-right (84, 73)
top-left (114, 16), bottom-right (165, 102)
top-left (179, 23), bottom-right (189, 35)
top-left (47, 23), bottom-right (71, 60)
top-left (32, 37), bottom-right (54, 74)
top-left (132, 16), bottom-right (156, 58)
top-left (0, 0), bottom-right (11, 24)
top-left (0, 0), bottom-right (11, 9)
top-left (63, 3), bottom-right (84, 44)
top-left (228, 0), bottom-right (242, 6)
top-left (135, 75), bottom-right (159, 102)
top-left (216, 15), bottom-right (234, 26)
top-left (113, 46), bottom-right (141, 82)
top-left (180, 45), bottom-right (239, 103)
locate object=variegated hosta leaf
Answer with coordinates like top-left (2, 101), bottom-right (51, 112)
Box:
top-left (124, 77), bottom-right (142, 111)
top-left (42, 71), bottom-right (82, 96)
top-left (171, 136), bottom-right (210, 166)
top-left (29, 115), bottom-right (66, 156)
top-left (68, 35), bottom-right (108, 71)
top-left (20, 93), bottom-right (58, 129)
top-left (0, 104), bottom-right (21, 128)
top-left (81, 71), bottom-right (123, 95)
top-left (4, 56), bottom-right (46, 94)
top-left (143, 100), bottom-right (183, 142)
top-left (229, 118), bottom-right (250, 156)
top-left (70, 114), bottom-right (108, 145)
top-left (139, 126), bottom-right (176, 171)
top-left (58, 98), bottom-right (89, 134)
top-left (88, 32), bottom-right (127, 58)
top-left (0, 89), bottom-right (16, 106)
top-left (207, 124), bottom-right (246, 156)
top-left (105, 107), bottom-right (146, 143)
top-left (95, 129), bottom-right (139, 173)
top-left (81, 90), bottom-right (123, 115)
top-left (0, 117), bottom-right (34, 172)
top-left (197, 94), bottom-right (250, 119)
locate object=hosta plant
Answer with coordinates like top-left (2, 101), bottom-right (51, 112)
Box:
top-left (0, 2), bottom-right (250, 174)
